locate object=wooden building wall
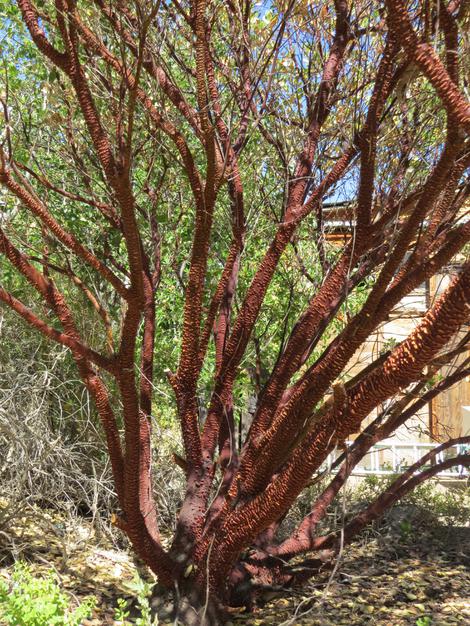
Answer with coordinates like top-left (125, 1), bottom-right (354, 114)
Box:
top-left (343, 276), bottom-right (469, 443)
top-left (429, 274), bottom-right (470, 441)
top-left (323, 206), bottom-right (469, 443)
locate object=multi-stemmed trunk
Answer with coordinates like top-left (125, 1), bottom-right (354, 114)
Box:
top-left (1, 1), bottom-right (470, 624)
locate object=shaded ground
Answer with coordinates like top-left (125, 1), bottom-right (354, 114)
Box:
top-left (0, 506), bottom-right (469, 625)
top-left (232, 528), bottom-right (470, 625)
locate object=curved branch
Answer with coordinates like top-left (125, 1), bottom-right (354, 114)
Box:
top-left (0, 160), bottom-right (128, 298)
top-left (0, 287), bottom-right (115, 372)
top-left (385, 0), bottom-right (470, 133)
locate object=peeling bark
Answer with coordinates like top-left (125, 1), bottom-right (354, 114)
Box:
top-left (2, 1), bottom-right (469, 621)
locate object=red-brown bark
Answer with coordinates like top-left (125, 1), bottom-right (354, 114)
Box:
top-left (2, 1), bottom-right (469, 622)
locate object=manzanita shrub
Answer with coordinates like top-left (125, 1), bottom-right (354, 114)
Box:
top-left (0, 0), bottom-right (469, 623)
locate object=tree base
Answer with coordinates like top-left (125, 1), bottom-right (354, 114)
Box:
top-left (151, 585), bottom-right (225, 625)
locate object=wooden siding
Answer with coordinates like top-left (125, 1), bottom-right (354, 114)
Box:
top-left (430, 274), bottom-right (470, 441)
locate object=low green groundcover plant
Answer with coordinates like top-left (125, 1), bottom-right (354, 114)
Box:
top-left (0, 561), bottom-right (95, 626)
top-left (114, 572), bottom-right (160, 626)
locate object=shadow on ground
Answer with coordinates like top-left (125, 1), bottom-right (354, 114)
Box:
top-left (1, 505), bottom-right (469, 625)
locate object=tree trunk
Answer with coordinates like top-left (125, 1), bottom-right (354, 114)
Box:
top-left (174, 592), bottom-right (223, 626)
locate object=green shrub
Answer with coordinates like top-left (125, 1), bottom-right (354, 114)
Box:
top-left (114, 573), bottom-right (159, 626)
top-left (0, 561), bottom-right (95, 626)
top-left (356, 473), bottom-right (470, 526)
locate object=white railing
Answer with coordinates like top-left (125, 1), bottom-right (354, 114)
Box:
top-left (325, 441), bottom-right (469, 478)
